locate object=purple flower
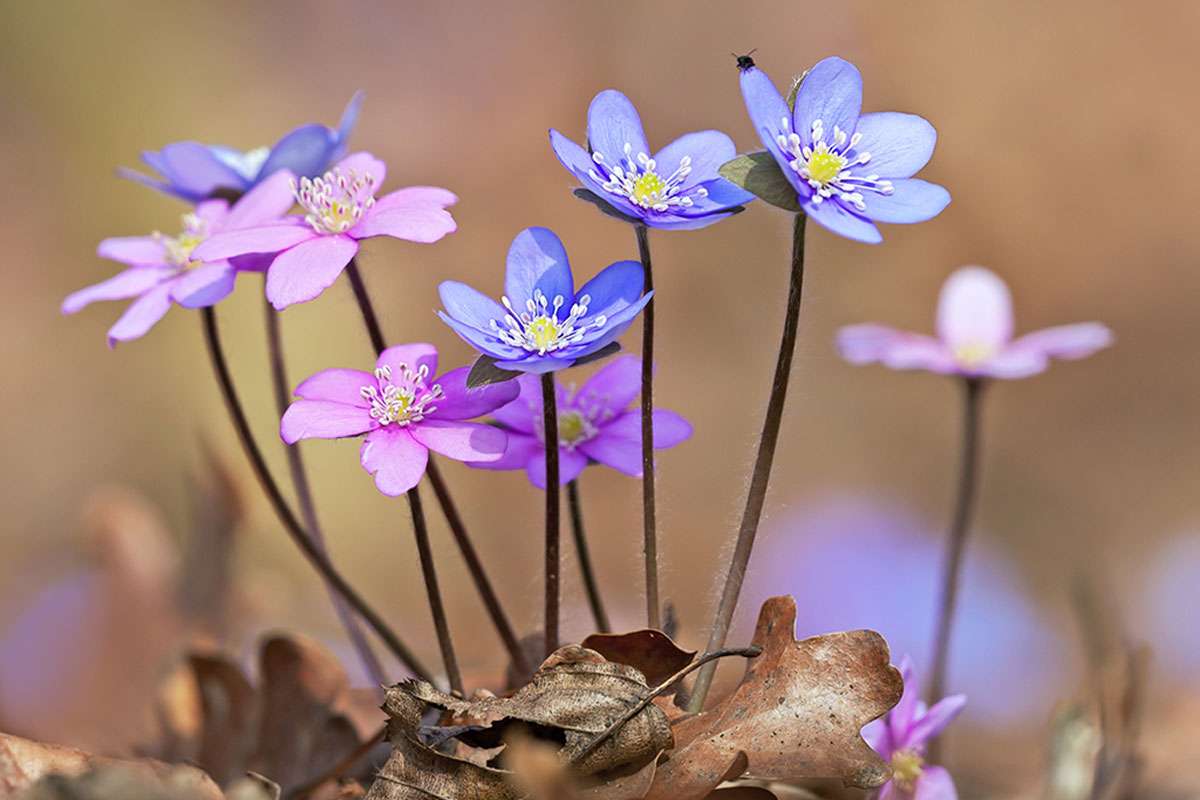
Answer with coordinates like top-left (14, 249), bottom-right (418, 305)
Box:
top-left (862, 657), bottom-right (965, 800)
top-left (438, 227), bottom-right (651, 374)
top-left (280, 343), bottom-right (517, 496)
top-left (121, 92), bottom-right (364, 203)
top-left (62, 171), bottom-right (296, 346)
top-left (550, 90), bottom-right (754, 229)
top-left (739, 56), bottom-right (949, 243)
top-left (837, 266), bottom-right (1113, 379)
top-left (193, 152), bottom-right (457, 310)
top-left (469, 355), bottom-right (691, 488)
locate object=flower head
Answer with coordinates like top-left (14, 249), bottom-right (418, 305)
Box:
top-left (550, 90), bottom-right (754, 229)
top-left (438, 227), bottom-right (651, 374)
top-left (470, 355), bottom-right (691, 488)
top-left (862, 657), bottom-right (965, 800)
top-left (739, 56), bottom-right (949, 243)
top-left (192, 152), bottom-right (458, 309)
top-left (837, 266), bottom-right (1113, 379)
top-left (121, 92), bottom-right (364, 203)
top-left (62, 172), bottom-right (297, 345)
top-left (280, 343), bottom-right (517, 496)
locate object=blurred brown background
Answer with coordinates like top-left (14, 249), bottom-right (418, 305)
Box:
top-left (1, 0), bottom-right (1197, 787)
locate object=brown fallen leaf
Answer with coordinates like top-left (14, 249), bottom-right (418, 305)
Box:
top-left (644, 597), bottom-right (901, 800)
top-left (581, 631), bottom-right (696, 687)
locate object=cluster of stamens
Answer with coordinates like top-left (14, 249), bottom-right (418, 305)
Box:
top-left (589, 143), bottom-right (708, 212)
top-left (889, 749), bottom-right (925, 792)
top-left (360, 364), bottom-right (442, 427)
top-left (777, 117), bottom-right (893, 211)
top-left (490, 290), bottom-right (606, 355)
top-left (953, 341), bottom-right (995, 368)
top-left (156, 213), bottom-right (209, 269)
top-left (293, 168), bottom-right (377, 235)
top-left (536, 392), bottom-right (615, 450)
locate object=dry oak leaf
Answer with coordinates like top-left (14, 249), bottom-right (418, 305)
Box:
top-left (581, 630), bottom-right (696, 688)
top-left (644, 596), bottom-right (902, 800)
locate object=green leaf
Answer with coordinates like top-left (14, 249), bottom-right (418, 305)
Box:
top-left (719, 152), bottom-right (803, 213)
top-left (467, 355), bottom-right (520, 389)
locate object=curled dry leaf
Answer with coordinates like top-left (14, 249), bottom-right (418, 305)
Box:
top-left (581, 630), bottom-right (696, 688)
top-left (644, 596), bottom-right (902, 800)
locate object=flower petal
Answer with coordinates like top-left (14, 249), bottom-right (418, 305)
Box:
top-left (294, 368), bottom-right (376, 406)
top-left (862, 179), bottom-right (951, 225)
top-left (438, 312), bottom-right (527, 361)
top-left (222, 169), bottom-right (298, 230)
top-left (491, 375), bottom-right (541, 433)
top-left (803, 199), bottom-right (882, 244)
top-left (62, 266), bottom-right (173, 314)
top-left (792, 56), bottom-right (862, 146)
top-left (492, 354), bottom-right (577, 375)
top-left (550, 129), bottom-right (596, 182)
top-left (578, 409), bottom-right (691, 477)
top-left (352, 204), bottom-right (456, 243)
top-left (975, 348), bottom-right (1049, 380)
top-left (377, 343), bottom-right (438, 383)
top-left (97, 236), bottom-right (167, 266)
top-left (576, 354), bottom-right (641, 413)
top-left (411, 419), bottom-right (507, 463)
top-left (439, 281), bottom-right (508, 331)
top-left (335, 151), bottom-right (386, 187)
top-left (525, 448), bottom-right (589, 490)
top-left (334, 91), bottom-right (365, 156)
top-left (837, 324), bottom-right (958, 373)
top-left (280, 399), bottom-right (374, 443)
top-left (258, 125), bottom-right (336, 183)
top-left (152, 142), bottom-right (249, 197)
top-left (653, 130), bottom-right (737, 190)
top-left (372, 186), bottom-right (458, 214)
top-left (890, 656), bottom-right (920, 743)
top-left (650, 409), bottom-right (693, 448)
top-left (1008, 323), bottom-right (1114, 362)
top-left (265, 234), bottom-right (359, 310)
top-left (169, 261), bottom-right (236, 308)
top-left (360, 428), bottom-right (428, 496)
top-left (431, 367), bottom-right (521, 420)
top-left (586, 89), bottom-right (649, 164)
top-left (505, 226), bottom-right (575, 308)
top-left (576, 259), bottom-right (643, 319)
top-left (106, 283), bottom-right (173, 346)
top-left (861, 718), bottom-right (893, 759)
top-left (937, 267), bottom-right (1013, 351)
top-left (739, 66), bottom-right (807, 196)
top-left (913, 766), bottom-right (958, 800)
top-left (853, 112), bottom-right (938, 179)
top-left (467, 431), bottom-right (541, 471)
top-left (194, 221), bottom-right (315, 261)
top-left (909, 694), bottom-right (967, 747)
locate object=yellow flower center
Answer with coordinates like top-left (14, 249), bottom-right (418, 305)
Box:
top-left (953, 341), bottom-right (995, 367)
top-left (360, 364), bottom-right (443, 427)
top-left (528, 316), bottom-right (562, 353)
top-left (631, 171), bottom-right (667, 207)
top-left (806, 150), bottom-right (846, 186)
top-left (891, 749), bottom-right (924, 792)
top-left (159, 213), bottom-right (209, 268)
top-left (559, 411), bottom-right (587, 444)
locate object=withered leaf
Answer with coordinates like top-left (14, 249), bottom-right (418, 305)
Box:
top-left (581, 630), bottom-right (696, 687)
top-left (717, 153), bottom-right (803, 213)
top-left (644, 596), bottom-right (901, 800)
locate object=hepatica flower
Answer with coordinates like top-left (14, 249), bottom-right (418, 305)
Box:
top-left (738, 56), bottom-right (949, 243)
top-left (62, 171), bottom-right (296, 345)
top-left (280, 344), bottom-right (517, 496)
top-left (470, 355), bottom-right (691, 488)
top-left (838, 266), bottom-right (1113, 379)
top-left (862, 657), bottom-right (965, 800)
top-left (550, 90), bottom-right (754, 229)
top-left (122, 92), bottom-right (364, 202)
top-left (193, 152), bottom-right (457, 309)
top-left (438, 227), bottom-right (650, 373)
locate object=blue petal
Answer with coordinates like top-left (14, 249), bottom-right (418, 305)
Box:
top-left (504, 227), bottom-right (575, 306)
top-left (439, 280), bottom-right (507, 330)
top-left (437, 311), bottom-right (525, 360)
top-left (803, 198), bottom-right (883, 244)
top-left (587, 89), bottom-right (650, 163)
top-left (641, 211), bottom-right (737, 231)
top-left (575, 259), bottom-right (643, 319)
top-left (739, 66), bottom-right (809, 197)
top-left (118, 167), bottom-right (199, 203)
top-left (334, 91), bottom-right (365, 157)
top-left (672, 179), bottom-right (755, 216)
top-left (257, 123), bottom-right (336, 182)
top-left (862, 179), bottom-right (951, 224)
top-left (652, 130), bottom-right (736, 190)
top-left (853, 112), bottom-right (937, 179)
top-left (563, 291), bottom-right (653, 359)
top-left (493, 355), bottom-right (576, 374)
top-left (792, 57), bottom-right (863, 146)
top-left (550, 128), bottom-right (594, 178)
top-left (151, 142), bottom-right (248, 198)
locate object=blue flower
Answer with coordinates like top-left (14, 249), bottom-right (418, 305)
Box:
top-left (550, 90), bottom-right (754, 230)
top-left (438, 227), bottom-right (650, 374)
top-left (120, 92), bottom-right (364, 203)
top-left (740, 57), bottom-right (950, 243)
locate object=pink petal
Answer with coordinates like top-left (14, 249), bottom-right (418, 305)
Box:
top-left (351, 205), bottom-right (457, 243)
top-left (360, 428), bottom-right (428, 496)
top-left (62, 266), bottom-right (173, 314)
top-left (372, 186), bottom-right (457, 213)
top-left (525, 448), bottom-right (588, 490)
top-left (221, 170), bottom-right (298, 230)
top-left (975, 348), bottom-right (1049, 380)
top-left (490, 375), bottom-right (541, 434)
top-left (837, 324), bottom-right (958, 373)
top-left (431, 367), bottom-right (521, 420)
top-left (106, 283), bottom-right (173, 346)
top-left (909, 694), bottom-right (967, 747)
top-left (294, 368), bottom-right (376, 405)
top-left (194, 199), bottom-right (231, 224)
top-left (578, 431), bottom-right (641, 477)
top-left (335, 152), bottom-right (386, 186)
top-left (861, 718), bottom-right (893, 758)
top-left (265, 234), bottom-right (359, 310)
top-left (936, 267), bottom-right (1013, 352)
top-left (169, 261), bottom-right (236, 308)
top-left (193, 221), bottom-right (315, 262)
top-left (913, 766), bottom-right (958, 800)
top-left (889, 656), bottom-right (920, 745)
top-left (410, 419), bottom-right (507, 462)
top-left (1008, 322), bottom-right (1113, 362)
top-left (96, 236), bottom-right (167, 266)
top-left (280, 400), bottom-right (375, 443)
top-left (377, 343), bottom-right (439, 384)
top-left (576, 355), bottom-right (641, 413)
top-left (467, 433), bottom-right (541, 471)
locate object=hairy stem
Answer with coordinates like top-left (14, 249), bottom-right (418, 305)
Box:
top-left (634, 223), bottom-right (660, 630)
top-left (567, 479), bottom-right (610, 633)
top-left (407, 485), bottom-right (464, 695)
top-left (542, 373), bottom-right (561, 656)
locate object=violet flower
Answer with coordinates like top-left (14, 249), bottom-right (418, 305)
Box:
top-left (280, 343), bottom-right (517, 496)
top-left (62, 171), bottom-right (296, 346)
top-left (550, 90), bottom-right (754, 229)
top-left (470, 355), bottom-right (691, 488)
top-left (193, 152), bottom-right (457, 310)
top-left (862, 657), bottom-right (966, 800)
top-left (837, 266), bottom-right (1113, 379)
top-left (121, 92), bottom-right (364, 203)
top-left (438, 227), bottom-right (651, 374)
top-left (739, 56), bottom-right (949, 242)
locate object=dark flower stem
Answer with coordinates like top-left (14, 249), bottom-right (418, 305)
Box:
top-left (689, 212), bottom-right (807, 713)
top-left (634, 223), bottom-right (660, 630)
top-left (406, 484), bottom-right (464, 695)
top-left (567, 479), bottom-right (610, 633)
top-left (541, 372), bottom-right (561, 656)
top-left (343, 259), bottom-right (530, 674)
top-left (263, 297), bottom-right (388, 689)
top-left (926, 376), bottom-right (986, 760)
top-left (199, 306), bottom-right (433, 682)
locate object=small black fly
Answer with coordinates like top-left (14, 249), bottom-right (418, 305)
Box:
top-left (734, 49), bottom-right (757, 71)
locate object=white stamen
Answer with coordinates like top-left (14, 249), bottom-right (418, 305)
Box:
top-left (587, 140), bottom-right (707, 213)
top-left (488, 289), bottom-right (606, 355)
top-left (777, 117), bottom-right (894, 212)
top-left (292, 167), bottom-right (378, 235)
top-left (360, 363), bottom-right (443, 426)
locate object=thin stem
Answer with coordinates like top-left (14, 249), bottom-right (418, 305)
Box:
top-left (264, 295), bottom-right (388, 690)
top-left (634, 223), bottom-right (660, 630)
top-left (406, 485), bottom-right (464, 695)
top-left (689, 212), bottom-right (807, 713)
top-left (199, 306), bottom-right (433, 682)
top-left (344, 259), bottom-right (530, 673)
top-left (567, 479), bottom-right (610, 633)
top-left (925, 377), bottom-right (985, 761)
top-left (542, 373), bottom-right (561, 656)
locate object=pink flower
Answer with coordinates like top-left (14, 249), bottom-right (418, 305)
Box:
top-left (280, 343), bottom-right (517, 496)
top-left (862, 657), bottom-right (965, 800)
top-left (193, 152), bottom-right (457, 310)
top-left (62, 171), bottom-right (296, 346)
top-left (837, 266), bottom-right (1113, 379)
